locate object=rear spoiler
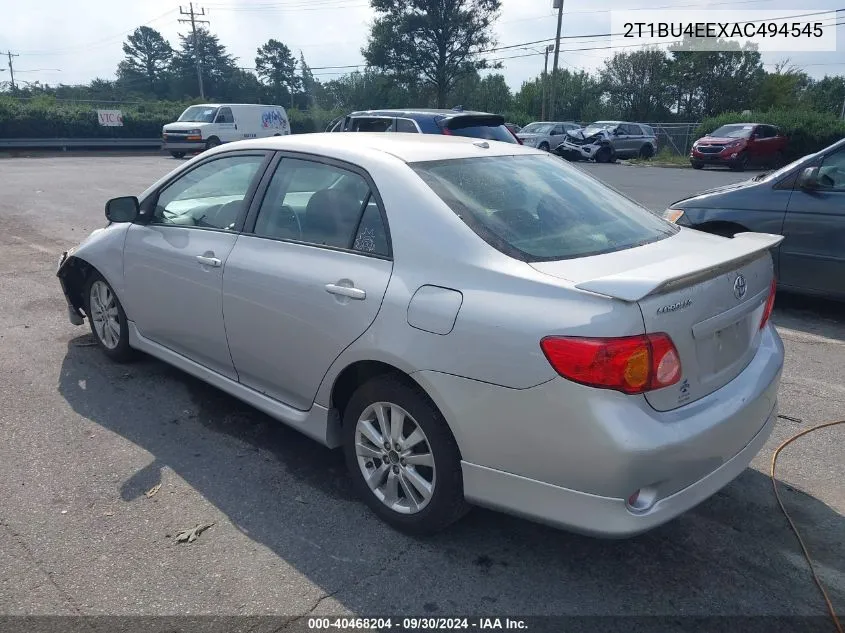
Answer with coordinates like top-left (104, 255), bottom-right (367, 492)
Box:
top-left (575, 232), bottom-right (784, 302)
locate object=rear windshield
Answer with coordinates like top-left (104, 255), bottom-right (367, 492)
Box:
top-left (411, 154), bottom-right (677, 262)
top-left (443, 117), bottom-right (517, 144)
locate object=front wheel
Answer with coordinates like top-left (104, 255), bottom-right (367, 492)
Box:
top-left (343, 375), bottom-right (467, 535)
top-left (85, 273), bottom-right (135, 362)
top-left (691, 161), bottom-right (704, 170)
top-left (170, 151), bottom-right (186, 159)
top-left (205, 137), bottom-right (221, 151)
top-left (729, 153), bottom-right (749, 171)
top-left (538, 142), bottom-right (550, 152)
top-left (595, 146), bottom-right (613, 163)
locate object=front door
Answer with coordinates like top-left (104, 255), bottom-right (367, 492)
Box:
top-left (223, 155), bottom-right (393, 410)
top-left (123, 152), bottom-right (268, 378)
top-left (780, 146), bottom-right (845, 297)
top-left (214, 107), bottom-right (238, 142)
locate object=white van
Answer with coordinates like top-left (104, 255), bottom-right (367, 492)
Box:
top-left (162, 103), bottom-right (290, 158)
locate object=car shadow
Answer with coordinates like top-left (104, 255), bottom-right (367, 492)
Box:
top-left (772, 291), bottom-right (845, 342)
top-left (57, 336), bottom-right (845, 617)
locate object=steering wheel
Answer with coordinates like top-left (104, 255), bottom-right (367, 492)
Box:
top-left (280, 204), bottom-right (302, 239)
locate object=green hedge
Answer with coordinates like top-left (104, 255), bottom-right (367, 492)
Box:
top-left (695, 109), bottom-right (845, 161)
top-left (0, 96), bottom-right (343, 138)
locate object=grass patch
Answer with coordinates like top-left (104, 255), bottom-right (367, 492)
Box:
top-left (626, 148), bottom-right (690, 167)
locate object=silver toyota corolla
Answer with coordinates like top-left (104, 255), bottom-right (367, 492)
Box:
top-left (57, 133), bottom-right (784, 536)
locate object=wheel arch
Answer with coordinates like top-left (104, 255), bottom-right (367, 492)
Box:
top-left (327, 359), bottom-right (466, 459)
top-left (693, 220), bottom-right (750, 238)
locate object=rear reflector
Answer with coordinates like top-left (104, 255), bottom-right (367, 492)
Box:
top-left (760, 277), bottom-right (777, 329)
top-left (540, 333), bottom-right (682, 395)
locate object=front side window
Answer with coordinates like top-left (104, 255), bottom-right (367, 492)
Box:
top-left (153, 155), bottom-right (265, 230)
top-left (216, 107), bottom-right (234, 123)
top-left (252, 158), bottom-right (389, 255)
top-left (817, 148), bottom-right (845, 192)
top-left (412, 154), bottom-right (677, 262)
top-left (350, 117), bottom-right (394, 132)
top-left (521, 123), bottom-right (553, 134)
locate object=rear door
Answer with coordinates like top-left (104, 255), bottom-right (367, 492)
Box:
top-left (779, 145), bottom-right (845, 297)
top-left (222, 154), bottom-right (393, 409)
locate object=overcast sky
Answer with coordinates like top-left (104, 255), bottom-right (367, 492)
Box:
top-left (2, 0), bottom-right (843, 92)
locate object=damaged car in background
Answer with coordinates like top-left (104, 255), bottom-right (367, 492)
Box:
top-left (556, 121), bottom-right (658, 163)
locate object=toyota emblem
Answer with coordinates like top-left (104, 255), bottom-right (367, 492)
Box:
top-left (733, 274), bottom-right (747, 300)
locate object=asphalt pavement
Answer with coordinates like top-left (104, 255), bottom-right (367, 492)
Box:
top-left (0, 154), bottom-right (842, 625)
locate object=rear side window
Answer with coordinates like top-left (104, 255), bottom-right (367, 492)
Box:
top-left (349, 117), bottom-right (394, 132)
top-left (396, 118), bottom-right (419, 133)
top-left (442, 117), bottom-right (517, 144)
top-left (411, 155), bottom-right (677, 262)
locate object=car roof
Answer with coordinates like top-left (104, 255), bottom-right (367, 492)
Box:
top-left (212, 132), bottom-right (543, 164)
top-left (347, 108), bottom-right (496, 118)
top-left (187, 103), bottom-right (284, 108)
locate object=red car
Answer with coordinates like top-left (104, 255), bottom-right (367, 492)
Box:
top-left (690, 123), bottom-right (788, 171)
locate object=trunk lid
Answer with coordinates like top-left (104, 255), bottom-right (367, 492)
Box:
top-left (530, 229), bottom-right (782, 411)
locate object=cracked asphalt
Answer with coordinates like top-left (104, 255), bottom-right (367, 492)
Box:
top-left (0, 154), bottom-right (842, 624)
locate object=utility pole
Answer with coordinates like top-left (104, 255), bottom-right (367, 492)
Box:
top-left (3, 51), bottom-right (19, 90)
top-left (179, 3), bottom-right (209, 99)
top-left (549, 0), bottom-right (564, 120)
top-left (840, 94), bottom-right (845, 120)
top-left (542, 44), bottom-right (553, 120)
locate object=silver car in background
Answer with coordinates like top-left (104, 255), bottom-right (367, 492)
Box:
top-left (57, 134), bottom-right (783, 537)
top-left (517, 121), bottom-right (581, 151)
top-left (559, 121), bottom-right (658, 162)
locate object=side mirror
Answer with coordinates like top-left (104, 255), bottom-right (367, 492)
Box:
top-left (612, 129), bottom-right (620, 136)
top-left (105, 196), bottom-right (140, 223)
top-left (797, 167), bottom-right (820, 191)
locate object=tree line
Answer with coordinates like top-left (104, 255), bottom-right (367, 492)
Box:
top-left (2, 0), bottom-right (844, 125)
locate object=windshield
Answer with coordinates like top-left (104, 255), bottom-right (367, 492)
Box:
top-left (411, 154), bottom-right (677, 262)
top-left (709, 124), bottom-right (754, 139)
top-left (582, 122), bottom-right (614, 136)
top-left (521, 123), bottom-right (553, 134)
top-left (178, 106), bottom-right (219, 123)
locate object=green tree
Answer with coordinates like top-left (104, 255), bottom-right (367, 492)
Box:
top-left (299, 52), bottom-right (317, 108)
top-left (117, 26), bottom-right (173, 96)
top-left (601, 48), bottom-right (673, 120)
top-left (805, 75), bottom-right (845, 116)
top-left (255, 39), bottom-right (300, 107)
top-left (362, 0), bottom-right (502, 108)
top-left (170, 28), bottom-right (237, 99)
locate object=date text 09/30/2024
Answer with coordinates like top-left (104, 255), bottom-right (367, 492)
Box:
top-left (307, 618), bottom-right (528, 630)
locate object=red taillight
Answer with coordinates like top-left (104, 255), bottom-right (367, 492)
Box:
top-left (540, 333), bottom-right (682, 395)
top-left (760, 277), bottom-right (777, 329)
top-left (440, 127), bottom-right (453, 136)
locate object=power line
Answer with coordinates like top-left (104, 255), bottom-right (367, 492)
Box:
top-left (179, 3), bottom-right (210, 99)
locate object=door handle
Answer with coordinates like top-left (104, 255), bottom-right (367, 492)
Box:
top-left (196, 255), bottom-right (222, 267)
top-left (325, 284), bottom-right (366, 300)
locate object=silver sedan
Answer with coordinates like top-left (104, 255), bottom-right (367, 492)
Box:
top-left (57, 133), bottom-right (784, 536)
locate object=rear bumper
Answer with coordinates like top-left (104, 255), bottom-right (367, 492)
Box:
top-left (413, 324), bottom-right (784, 537)
top-left (162, 141), bottom-right (205, 152)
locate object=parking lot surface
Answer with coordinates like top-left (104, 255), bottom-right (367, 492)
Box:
top-left (0, 155), bottom-right (843, 622)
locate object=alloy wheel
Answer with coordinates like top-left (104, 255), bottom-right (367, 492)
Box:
top-left (354, 402), bottom-right (436, 514)
top-left (89, 280), bottom-right (121, 350)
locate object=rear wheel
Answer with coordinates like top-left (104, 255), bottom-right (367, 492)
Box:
top-left (639, 144), bottom-right (654, 159)
top-left (342, 375), bottom-right (467, 535)
top-left (170, 151), bottom-right (186, 159)
top-left (595, 146), bottom-right (613, 163)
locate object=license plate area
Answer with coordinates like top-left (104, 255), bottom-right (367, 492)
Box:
top-left (695, 312), bottom-right (757, 386)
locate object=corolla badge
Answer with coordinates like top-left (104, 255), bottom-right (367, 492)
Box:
top-left (733, 274), bottom-right (747, 300)
top-left (657, 298), bottom-right (692, 314)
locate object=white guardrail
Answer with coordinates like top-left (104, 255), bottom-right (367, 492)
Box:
top-left (0, 138), bottom-right (162, 150)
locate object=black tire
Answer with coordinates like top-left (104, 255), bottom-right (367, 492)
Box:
top-left (538, 142), bottom-right (550, 152)
top-left (691, 161), bottom-right (704, 170)
top-left (205, 137), bottom-right (221, 151)
top-left (595, 146), bottom-right (613, 163)
top-left (170, 151), bottom-right (186, 159)
top-left (342, 374), bottom-right (468, 535)
top-left (84, 272), bottom-right (135, 363)
top-left (639, 144), bottom-right (654, 159)
top-left (729, 152), bottom-right (749, 171)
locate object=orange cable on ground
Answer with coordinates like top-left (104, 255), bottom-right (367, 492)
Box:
top-left (770, 418), bottom-right (844, 633)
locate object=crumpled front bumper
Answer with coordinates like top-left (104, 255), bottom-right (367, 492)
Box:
top-left (57, 250), bottom-right (85, 326)
top-left (559, 139), bottom-right (601, 159)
